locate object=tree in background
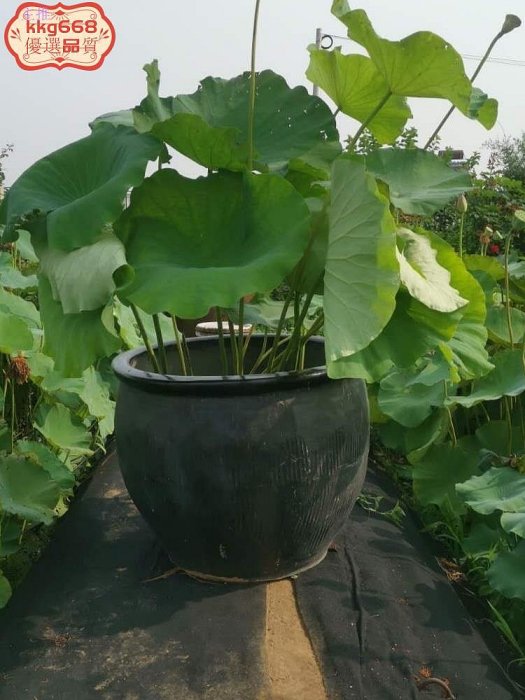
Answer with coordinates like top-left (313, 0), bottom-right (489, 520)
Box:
top-left (0, 145), bottom-right (14, 195)
top-left (486, 132), bottom-right (525, 183)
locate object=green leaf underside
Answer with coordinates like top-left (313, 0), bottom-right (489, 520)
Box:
top-left (378, 368), bottom-right (445, 427)
top-left (456, 467), bottom-right (525, 515)
top-left (39, 230), bottom-right (128, 314)
top-left (467, 88), bottom-right (498, 129)
top-left (336, 230), bottom-right (481, 382)
top-left (412, 438), bottom-right (481, 511)
top-left (34, 404), bottom-right (93, 456)
top-left (306, 48), bottom-right (411, 144)
top-left (116, 169), bottom-right (311, 319)
top-left (487, 541), bottom-right (525, 600)
top-left (39, 276), bottom-right (121, 376)
top-left (449, 350), bottom-right (525, 408)
top-left (2, 125), bottom-right (161, 250)
top-left (396, 227), bottom-right (467, 312)
top-left (325, 158), bottom-right (399, 373)
top-left (365, 149), bottom-right (472, 216)
top-left (0, 311), bottom-right (34, 354)
top-left (0, 455), bottom-right (62, 525)
top-left (332, 2), bottom-right (472, 111)
top-left (486, 306), bottom-right (525, 345)
top-left (15, 441), bottom-right (75, 490)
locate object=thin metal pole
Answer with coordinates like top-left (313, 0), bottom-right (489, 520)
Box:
top-left (312, 27), bottom-right (322, 96)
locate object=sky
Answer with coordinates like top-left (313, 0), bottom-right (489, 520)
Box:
top-left (1, 0), bottom-right (524, 185)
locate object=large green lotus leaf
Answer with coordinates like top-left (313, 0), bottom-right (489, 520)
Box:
top-left (15, 229), bottom-right (39, 263)
top-left (378, 368), bottom-right (445, 428)
top-left (0, 253), bottom-right (37, 290)
top-left (39, 276), bottom-right (121, 376)
top-left (500, 513), bottom-right (525, 539)
top-left (15, 441), bottom-right (75, 491)
top-left (0, 574), bottom-right (11, 609)
top-left (464, 255), bottom-right (505, 282)
top-left (39, 229), bottom-right (128, 314)
top-left (291, 198), bottom-right (329, 294)
top-left (334, 227), bottom-right (475, 381)
top-left (405, 409), bottom-right (449, 464)
top-left (0, 517), bottom-right (24, 558)
top-left (90, 108), bottom-right (135, 129)
top-left (487, 541), bottom-right (525, 601)
top-left (331, 291), bottom-right (460, 382)
top-left (0, 311), bottom-right (34, 354)
top-left (365, 149), bottom-right (472, 216)
top-left (423, 231), bottom-right (491, 379)
top-left (0, 455), bottom-right (62, 525)
top-left (486, 305), bottom-right (525, 345)
top-left (412, 438), bottom-right (481, 512)
top-left (132, 60), bottom-right (179, 132)
top-left (150, 70), bottom-right (339, 172)
top-left (113, 301), bottom-right (176, 350)
top-left (467, 88), bottom-right (498, 129)
top-left (0, 288), bottom-right (40, 328)
top-left (475, 421), bottom-right (524, 456)
top-left (153, 114), bottom-right (249, 172)
top-left (449, 350), bottom-right (525, 408)
top-left (34, 403), bottom-right (93, 457)
top-left (324, 158), bottom-right (399, 374)
top-left (462, 522), bottom-right (502, 558)
top-left (1, 125), bottom-right (161, 250)
top-left (40, 367), bottom-right (115, 440)
top-left (306, 48), bottom-right (411, 144)
top-left (396, 227), bottom-right (467, 312)
top-left (115, 169), bottom-right (310, 319)
top-left (456, 467), bottom-right (525, 515)
top-left (332, 2), bottom-right (473, 113)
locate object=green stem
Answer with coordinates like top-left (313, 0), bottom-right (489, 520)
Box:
top-left (249, 329), bottom-right (269, 374)
top-left (248, 0), bottom-right (263, 171)
top-left (152, 314), bottom-right (168, 373)
top-left (250, 335), bottom-right (289, 374)
top-left (504, 232), bottom-right (514, 345)
top-left (237, 298), bottom-right (245, 375)
top-left (215, 307), bottom-right (229, 375)
top-left (447, 407), bottom-right (458, 447)
top-left (171, 316), bottom-right (188, 376)
top-left (458, 212), bottom-right (465, 258)
top-left (424, 27), bottom-right (509, 150)
top-left (181, 334), bottom-right (193, 376)
top-left (10, 378), bottom-right (15, 452)
top-left (227, 316), bottom-right (241, 375)
top-left (130, 305), bottom-right (160, 373)
top-left (504, 396), bottom-right (513, 455)
top-left (267, 288), bottom-right (294, 370)
top-left (274, 273), bottom-right (323, 371)
top-left (347, 91), bottom-right (392, 153)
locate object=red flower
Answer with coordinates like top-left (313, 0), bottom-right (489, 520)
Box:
top-left (488, 243), bottom-right (500, 255)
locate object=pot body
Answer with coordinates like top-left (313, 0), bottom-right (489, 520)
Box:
top-left (113, 337), bottom-right (369, 581)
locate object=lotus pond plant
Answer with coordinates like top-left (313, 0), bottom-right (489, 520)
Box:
top-left (0, 1), bottom-right (521, 384)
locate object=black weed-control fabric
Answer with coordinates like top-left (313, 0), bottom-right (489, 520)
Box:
top-left (0, 454), bottom-right (267, 699)
top-left (0, 454), bottom-right (521, 699)
top-left (295, 466), bottom-right (523, 700)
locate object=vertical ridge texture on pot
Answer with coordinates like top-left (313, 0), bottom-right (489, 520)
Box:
top-left (113, 337), bottom-right (369, 581)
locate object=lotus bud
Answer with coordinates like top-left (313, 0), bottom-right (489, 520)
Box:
top-left (500, 14), bottom-right (522, 36)
top-left (456, 194), bottom-right (468, 214)
top-left (493, 230), bottom-right (504, 240)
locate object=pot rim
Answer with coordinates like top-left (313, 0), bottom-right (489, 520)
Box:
top-left (112, 334), bottom-right (330, 395)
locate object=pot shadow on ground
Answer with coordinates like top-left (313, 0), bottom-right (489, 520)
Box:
top-left (0, 460), bottom-right (267, 699)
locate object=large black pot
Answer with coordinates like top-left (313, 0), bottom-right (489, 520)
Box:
top-left (112, 336), bottom-right (369, 582)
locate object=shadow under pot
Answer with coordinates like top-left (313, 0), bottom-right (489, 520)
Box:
top-left (112, 335), bottom-right (369, 582)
